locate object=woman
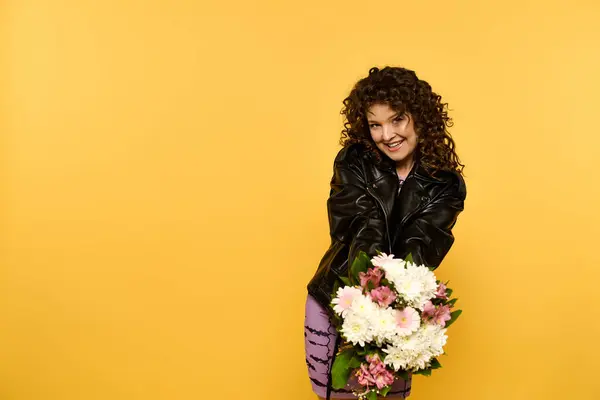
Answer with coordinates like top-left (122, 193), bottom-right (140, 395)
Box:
top-left (305, 66), bottom-right (466, 399)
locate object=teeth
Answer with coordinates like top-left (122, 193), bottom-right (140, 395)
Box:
top-left (387, 141), bottom-right (403, 148)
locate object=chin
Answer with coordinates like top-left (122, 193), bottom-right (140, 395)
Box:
top-left (386, 152), bottom-right (408, 163)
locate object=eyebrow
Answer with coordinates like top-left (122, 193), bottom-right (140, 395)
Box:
top-left (366, 113), bottom-right (401, 123)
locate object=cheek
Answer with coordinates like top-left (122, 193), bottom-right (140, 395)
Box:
top-left (369, 131), bottom-right (381, 142)
top-left (409, 130), bottom-right (418, 144)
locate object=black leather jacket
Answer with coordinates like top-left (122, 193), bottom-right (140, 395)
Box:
top-left (306, 143), bottom-right (466, 311)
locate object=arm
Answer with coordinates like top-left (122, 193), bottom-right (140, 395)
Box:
top-left (327, 153), bottom-right (387, 267)
top-left (392, 174), bottom-right (466, 269)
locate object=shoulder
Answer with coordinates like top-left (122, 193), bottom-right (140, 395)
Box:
top-left (430, 169), bottom-right (467, 200)
top-left (332, 143), bottom-right (370, 168)
top-left (328, 143), bottom-right (373, 185)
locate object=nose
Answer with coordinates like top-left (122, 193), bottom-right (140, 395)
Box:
top-left (381, 124), bottom-right (395, 141)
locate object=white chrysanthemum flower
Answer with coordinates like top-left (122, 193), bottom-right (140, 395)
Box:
top-left (379, 258), bottom-right (406, 278)
top-left (371, 253), bottom-right (396, 268)
top-left (331, 286), bottom-right (363, 317)
top-left (423, 324), bottom-right (447, 354)
top-left (405, 262), bottom-right (438, 308)
top-left (383, 322), bottom-right (448, 371)
top-left (341, 312), bottom-right (373, 347)
top-left (382, 343), bottom-right (409, 371)
top-left (395, 278), bottom-right (425, 304)
top-left (412, 351), bottom-right (432, 370)
top-left (349, 293), bottom-right (378, 318)
top-left (392, 330), bottom-right (419, 351)
top-left (369, 306), bottom-right (397, 344)
top-left (382, 260), bottom-right (437, 310)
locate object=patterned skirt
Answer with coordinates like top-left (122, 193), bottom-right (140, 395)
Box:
top-left (304, 293), bottom-right (412, 399)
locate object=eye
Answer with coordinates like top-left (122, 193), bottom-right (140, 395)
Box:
top-left (369, 123), bottom-right (380, 129)
top-left (393, 115), bottom-right (405, 123)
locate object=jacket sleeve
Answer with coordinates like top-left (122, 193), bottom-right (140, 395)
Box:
top-left (392, 174), bottom-right (466, 269)
top-left (327, 156), bottom-right (388, 267)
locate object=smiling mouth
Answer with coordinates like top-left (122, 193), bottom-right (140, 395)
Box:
top-left (385, 139), bottom-right (405, 149)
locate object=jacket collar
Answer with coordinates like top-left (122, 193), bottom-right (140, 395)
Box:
top-left (368, 147), bottom-right (436, 182)
top-left (366, 147), bottom-right (449, 228)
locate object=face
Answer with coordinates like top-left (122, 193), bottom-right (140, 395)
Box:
top-left (366, 103), bottom-right (418, 166)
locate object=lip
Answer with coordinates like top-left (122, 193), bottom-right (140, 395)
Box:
top-left (384, 139), bottom-right (405, 152)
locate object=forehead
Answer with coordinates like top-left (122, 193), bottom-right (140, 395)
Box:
top-left (366, 103), bottom-right (404, 120)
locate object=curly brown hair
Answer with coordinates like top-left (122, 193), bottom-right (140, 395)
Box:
top-left (340, 66), bottom-right (464, 174)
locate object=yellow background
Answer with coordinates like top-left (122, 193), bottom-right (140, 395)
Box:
top-left (2, 1), bottom-right (599, 399)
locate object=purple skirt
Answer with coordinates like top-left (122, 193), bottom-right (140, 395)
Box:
top-left (304, 293), bottom-right (412, 399)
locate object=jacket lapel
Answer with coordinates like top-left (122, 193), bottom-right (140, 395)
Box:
top-left (394, 163), bottom-right (447, 226)
top-left (393, 163), bottom-right (424, 226)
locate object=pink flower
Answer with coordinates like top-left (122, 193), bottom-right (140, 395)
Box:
top-left (331, 286), bottom-right (363, 317)
top-left (366, 354), bottom-right (385, 374)
top-left (356, 364), bottom-right (376, 388)
top-left (374, 369), bottom-right (394, 389)
top-left (362, 354), bottom-right (394, 390)
top-left (421, 300), bottom-right (436, 320)
top-left (369, 286), bottom-right (397, 307)
top-left (434, 304), bottom-right (452, 327)
top-left (359, 267), bottom-right (384, 289)
top-left (422, 301), bottom-right (452, 327)
top-left (394, 307), bottom-right (420, 336)
top-left (436, 283), bottom-right (448, 300)
top-left (370, 361), bottom-right (386, 376)
top-left (366, 353), bottom-right (380, 364)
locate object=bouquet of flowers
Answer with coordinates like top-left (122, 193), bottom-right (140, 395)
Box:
top-left (330, 251), bottom-right (462, 399)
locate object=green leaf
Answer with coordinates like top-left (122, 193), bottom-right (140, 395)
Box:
top-left (431, 298), bottom-right (444, 306)
top-left (366, 390), bottom-right (378, 400)
top-left (350, 251), bottom-right (370, 282)
top-left (447, 298), bottom-right (458, 307)
top-left (332, 279), bottom-right (340, 299)
top-left (429, 358), bottom-right (442, 369)
top-left (340, 276), bottom-right (351, 286)
top-left (446, 288), bottom-right (453, 297)
top-left (380, 386), bottom-right (391, 396)
top-left (445, 309), bottom-right (463, 328)
top-left (397, 370), bottom-right (409, 380)
top-left (356, 347), bottom-right (368, 356)
top-left (349, 355), bottom-right (362, 368)
top-left (331, 348), bottom-right (355, 389)
top-left (330, 313), bottom-right (343, 329)
top-left (404, 253), bottom-right (414, 264)
top-left (414, 368), bottom-right (432, 376)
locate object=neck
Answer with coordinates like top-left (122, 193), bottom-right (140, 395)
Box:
top-left (396, 156), bottom-right (415, 180)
